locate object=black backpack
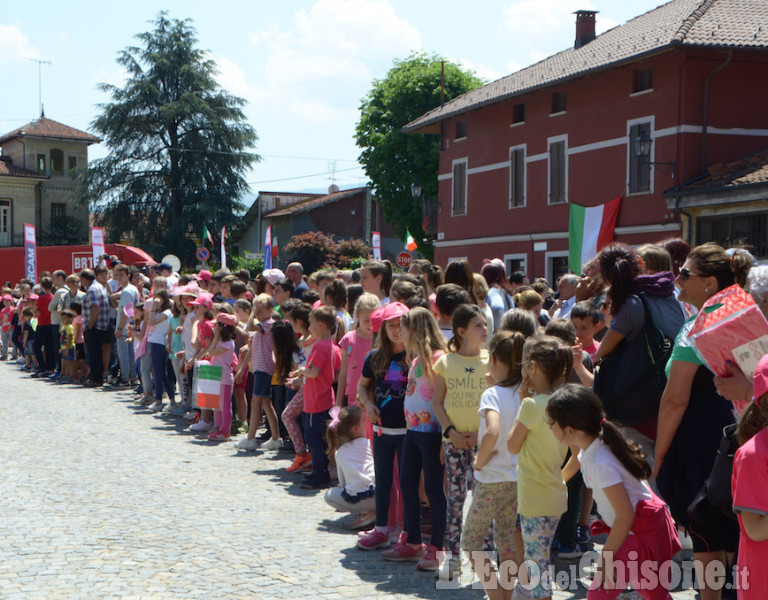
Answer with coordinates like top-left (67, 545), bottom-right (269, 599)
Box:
top-left (593, 293), bottom-right (674, 426)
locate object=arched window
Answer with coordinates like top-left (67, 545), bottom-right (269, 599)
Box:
top-left (50, 149), bottom-right (64, 175)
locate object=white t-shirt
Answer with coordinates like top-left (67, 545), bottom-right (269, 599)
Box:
top-left (475, 384), bottom-right (522, 484)
top-left (147, 309), bottom-right (172, 345)
top-left (335, 437), bottom-right (375, 496)
top-left (578, 437), bottom-right (652, 527)
top-left (182, 314), bottom-right (196, 356)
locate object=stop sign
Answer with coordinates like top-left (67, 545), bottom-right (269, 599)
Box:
top-left (396, 251), bottom-right (412, 269)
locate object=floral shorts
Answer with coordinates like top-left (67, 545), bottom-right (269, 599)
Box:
top-left (461, 480), bottom-right (518, 554)
top-left (519, 515), bottom-right (560, 599)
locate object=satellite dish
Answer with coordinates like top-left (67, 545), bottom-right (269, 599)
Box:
top-left (162, 254), bottom-right (181, 273)
top-left (328, 184), bottom-right (340, 194)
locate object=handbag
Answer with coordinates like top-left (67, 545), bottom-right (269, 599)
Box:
top-left (593, 294), bottom-right (673, 426)
top-left (687, 423), bottom-right (739, 523)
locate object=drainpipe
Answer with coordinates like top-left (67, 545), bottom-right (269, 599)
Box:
top-left (701, 50), bottom-right (732, 172)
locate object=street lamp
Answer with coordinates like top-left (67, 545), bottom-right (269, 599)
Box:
top-left (632, 132), bottom-right (675, 178)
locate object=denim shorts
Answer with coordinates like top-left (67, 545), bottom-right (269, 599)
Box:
top-left (24, 340), bottom-right (35, 356)
top-left (252, 371), bottom-right (272, 397)
top-left (61, 347), bottom-right (75, 361)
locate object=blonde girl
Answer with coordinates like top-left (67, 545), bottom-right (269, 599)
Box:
top-left (514, 288), bottom-right (546, 326)
top-left (337, 293), bottom-right (380, 411)
top-left (432, 303), bottom-right (490, 568)
top-left (380, 307), bottom-right (448, 571)
top-left (463, 330), bottom-right (526, 599)
top-left (324, 406), bottom-right (376, 526)
top-left (507, 335), bottom-right (572, 600)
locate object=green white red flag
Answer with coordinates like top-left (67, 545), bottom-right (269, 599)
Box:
top-left (568, 197), bottom-right (621, 274)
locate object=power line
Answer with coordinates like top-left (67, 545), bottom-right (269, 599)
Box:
top-left (247, 166), bottom-right (364, 185)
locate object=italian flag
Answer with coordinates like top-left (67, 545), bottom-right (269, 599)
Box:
top-left (203, 224), bottom-right (214, 245)
top-left (568, 197), bottom-right (621, 274)
top-left (405, 229), bottom-right (417, 253)
top-left (195, 362), bottom-right (223, 409)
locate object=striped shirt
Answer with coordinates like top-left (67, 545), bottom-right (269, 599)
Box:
top-left (250, 318), bottom-right (275, 375)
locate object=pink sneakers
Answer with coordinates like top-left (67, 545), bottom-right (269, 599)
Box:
top-left (356, 529), bottom-right (390, 550)
top-left (381, 533), bottom-right (426, 561)
top-left (416, 545), bottom-right (442, 571)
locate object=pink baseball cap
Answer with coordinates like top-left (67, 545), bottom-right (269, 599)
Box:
top-left (370, 302), bottom-right (409, 333)
top-left (196, 270), bottom-right (212, 282)
top-left (188, 292), bottom-right (213, 309)
top-left (753, 354), bottom-right (768, 403)
top-left (2, 294), bottom-right (11, 301)
top-left (28, 293), bottom-right (39, 301)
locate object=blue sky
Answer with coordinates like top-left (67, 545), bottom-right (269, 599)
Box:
top-left (2, 0), bottom-right (665, 196)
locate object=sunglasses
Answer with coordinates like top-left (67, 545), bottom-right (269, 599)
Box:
top-left (678, 268), bottom-right (706, 282)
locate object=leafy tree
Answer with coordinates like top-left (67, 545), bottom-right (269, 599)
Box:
top-left (355, 53), bottom-right (482, 260)
top-left (77, 13), bottom-right (259, 266)
top-left (283, 231), bottom-right (337, 274)
top-left (334, 238), bottom-right (371, 269)
top-left (40, 215), bottom-right (88, 246)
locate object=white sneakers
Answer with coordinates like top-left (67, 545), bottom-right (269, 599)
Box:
top-left (261, 438), bottom-right (284, 451)
top-left (234, 437), bottom-right (259, 451)
top-left (189, 420), bottom-right (213, 432)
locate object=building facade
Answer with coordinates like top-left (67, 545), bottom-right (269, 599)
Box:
top-left (405, 0), bottom-right (768, 282)
top-left (0, 115), bottom-right (99, 246)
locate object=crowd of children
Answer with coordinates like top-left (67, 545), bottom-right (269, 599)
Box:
top-left (5, 241), bottom-right (768, 600)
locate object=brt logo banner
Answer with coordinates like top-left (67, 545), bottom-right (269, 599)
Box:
top-left (24, 223), bottom-right (37, 283)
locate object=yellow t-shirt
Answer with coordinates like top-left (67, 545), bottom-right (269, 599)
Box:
top-left (516, 393), bottom-right (567, 517)
top-left (433, 350), bottom-right (489, 433)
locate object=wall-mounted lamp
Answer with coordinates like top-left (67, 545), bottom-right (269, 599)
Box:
top-left (632, 132), bottom-right (675, 178)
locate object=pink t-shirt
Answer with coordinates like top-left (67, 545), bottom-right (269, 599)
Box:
top-left (250, 318), bottom-right (275, 375)
top-left (211, 340), bottom-right (235, 386)
top-left (304, 338), bottom-right (338, 413)
top-left (338, 330), bottom-right (372, 399)
top-left (73, 315), bottom-right (85, 344)
top-left (0, 306), bottom-right (13, 333)
top-left (733, 427), bottom-right (768, 599)
top-left (583, 341), bottom-right (600, 360)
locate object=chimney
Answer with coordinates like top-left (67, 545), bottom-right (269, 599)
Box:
top-left (574, 10), bottom-right (597, 49)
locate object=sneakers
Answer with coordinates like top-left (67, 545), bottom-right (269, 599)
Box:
top-left (417, 545), bottom-right (442, 571)
top-left (356, 529), bottom-right (391, 550)
top-left (140, 395), bottom-right (154, 406)
top-left (381, 534), bottom-right (425, 561)
top-left (348, 510), bottom-right (375, 530)
top-left (557, 543), bottom-right (586, 559)
top-left (184, 410), bottom-right (198, 421)
top-left (300, 475), bottom-right (331, 489)
top-left (234, 436), bottom-right (259, 450)
top-left (150, 402), bottom-right (164, 412)
top-left (286, 453), bottom-right (312, 473)
top-left (208, 430), bottom-right (230, 441)
top-left (261, 437), bottom-right (284, 451)
top-left (576, 523), bottom-right (590, 545)
top-left (189, 419), bottom-right (213, 432)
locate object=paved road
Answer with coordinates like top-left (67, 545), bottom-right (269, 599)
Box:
top-left (0, 360), bottom-right (698, 599)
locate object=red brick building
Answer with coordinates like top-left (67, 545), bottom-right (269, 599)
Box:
top-left (405, 0), bottom-right (768, 282)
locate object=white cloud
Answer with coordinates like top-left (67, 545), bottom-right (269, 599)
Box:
top-left (500, 0), bottom-right (617, 68)
top-left (90, 67), bottom-right (128, 89)
top-left (448, 56), bottom-right (503, 85)
top-left (0, 24), bottom-right (44, 63)
top-left (246, 0), bottom-right (422, 122)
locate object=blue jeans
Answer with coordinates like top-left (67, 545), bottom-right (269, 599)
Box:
top-left (115, 333), bottom-right (134, 383)
top-left (401, 430), bottom-right (446, 547)
top-left (304, 410), bottom-right (330, 478)
top-left (373, 432), bottom-right (405, 527)
top-left (150, 343), bottom-right (174, 402)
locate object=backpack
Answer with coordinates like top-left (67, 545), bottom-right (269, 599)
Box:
top-left (593, 293), bottom-right (674, 426)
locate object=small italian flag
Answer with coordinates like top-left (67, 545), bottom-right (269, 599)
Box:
top-left (203, 224), bottom-right (214, 245)
top-left (405, 229), bottom-right (418, 253)
top-left (568, 197), bottom-right (621, 274)
top-left (195, 362), bottom-right (223, 409)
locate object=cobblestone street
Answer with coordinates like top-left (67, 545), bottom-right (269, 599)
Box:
top-left (0, 361), bottom-right (698, 599)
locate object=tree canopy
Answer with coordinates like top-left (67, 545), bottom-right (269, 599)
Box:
top-left (77, 13), bottom-right (258, 265)
top-left (355, 53), bottom-right (482, 259)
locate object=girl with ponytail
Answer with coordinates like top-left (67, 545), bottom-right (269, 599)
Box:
top-left (507, 335), bottom-right (572, 600)
top-left (547, 384), bottom-right (680, 600)
top-left (732, 354), bottom-right (768, 599)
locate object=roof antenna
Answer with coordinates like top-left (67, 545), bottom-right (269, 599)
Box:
top-left (25, 58), bottom-right (52, 118)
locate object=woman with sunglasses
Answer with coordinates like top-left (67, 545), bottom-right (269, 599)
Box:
top-left (653, 243), bottom-right (752, 600)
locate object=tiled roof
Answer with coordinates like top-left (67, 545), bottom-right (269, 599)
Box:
top-left (264, 187), bottom-right (368, 218)
top-left (404, 0), bottom-right (768, 132)
top-left (0, 116), bottom-right (100, 145)
top-left (665, 148), bottom-right (768, 195)
top-left (0, 158), bottom-right (45, 179)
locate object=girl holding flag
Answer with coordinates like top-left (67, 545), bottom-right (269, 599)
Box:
top-left (199, 313), bottom-right (238, 441)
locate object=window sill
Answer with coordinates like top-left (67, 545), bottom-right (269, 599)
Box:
top-left (510, 121), bottom-right (525, 128)
top-left (630, 89), bottom-right (654, 97)
top-left (549, 111), bottom-right (566, 118)
top-left (454, 136), bottom-right (467, 142)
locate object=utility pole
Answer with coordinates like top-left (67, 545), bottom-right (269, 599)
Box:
top-left (26, 58), bottom-right (52, 117)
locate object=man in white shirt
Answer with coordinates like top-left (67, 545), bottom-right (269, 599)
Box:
top-left (549, 274), bottom-right (579, 320)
